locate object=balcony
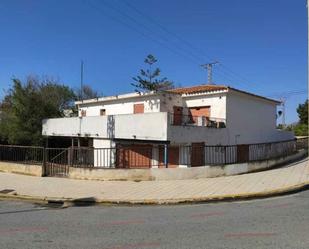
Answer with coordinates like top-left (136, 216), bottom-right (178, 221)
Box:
top-left (42, 112), bottom-right (227, 144)
top-left (42, 112), bottom-right (168, 141)
top-left (169, 113), bottom-right (226, 128)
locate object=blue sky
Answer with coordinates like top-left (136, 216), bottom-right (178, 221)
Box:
top-left (0, 0), bottom-right (307, 123)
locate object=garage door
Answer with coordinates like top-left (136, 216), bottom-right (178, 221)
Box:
top-left (116, 144), bottom-right (152, 168)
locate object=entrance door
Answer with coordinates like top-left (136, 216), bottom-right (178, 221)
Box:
top-left (158, 146), bottom-right (180, 168)
top-left (173, 106), bottom-right (183, 125)
top-left (191, 142), bottom-right (205, 167)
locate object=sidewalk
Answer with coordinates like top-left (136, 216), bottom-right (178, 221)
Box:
top-left (0, 157), bottom-right (308, 205)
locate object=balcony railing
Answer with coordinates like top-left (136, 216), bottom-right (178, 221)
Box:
top-left (169, 113), bottom-right (226, 128)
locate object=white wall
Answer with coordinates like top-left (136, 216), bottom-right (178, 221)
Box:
top-left (114, 112), bottom-right (168, 141)
top-left (42, 116), bottom-right (107, 137)
top-left (78, 95), bottom-right (161, 116)
top-left (167, 125), bottom-right (230, 145)
top-left (43, 112), bottom-right (169, 141)
top-left (226, 90), bottom-right (294, 144)
top-left (182, 93), bottom-right (227, 119)
top-left (166, 90), bottom-right (294, 145)
top-left (159, 93), bottom-right (183, 113)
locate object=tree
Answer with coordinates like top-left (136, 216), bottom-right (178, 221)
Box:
top-left (0, 76), bottom-right (76, 145)
top-left (296, 100), bottom-right (308, 125)
top-left (75, 84), bottom-right (99, 100)
top-left (131, 54), bottom-right (174, 92)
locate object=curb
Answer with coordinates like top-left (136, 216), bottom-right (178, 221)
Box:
top-left (1, 181), bottom-right (308, 206)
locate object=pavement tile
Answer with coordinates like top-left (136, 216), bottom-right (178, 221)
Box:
top-left (0, 158), bottom-right (308, 203)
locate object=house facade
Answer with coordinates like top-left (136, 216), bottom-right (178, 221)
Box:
top-left (42, 84), bottom-right (294, 168)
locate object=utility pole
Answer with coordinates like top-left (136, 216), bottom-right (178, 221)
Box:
top-left (201, 61), bottom-right (218, 84)
top-left (307, 0), bottom-right (309, 98)
top-left (80, 60), bottom-right (84, 102)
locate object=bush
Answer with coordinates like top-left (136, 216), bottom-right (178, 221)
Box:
top-left (293, 124), bottom-right (308, 136)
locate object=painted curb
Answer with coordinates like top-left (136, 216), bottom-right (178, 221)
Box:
top-left (1, 181), bottom-right (308, 205)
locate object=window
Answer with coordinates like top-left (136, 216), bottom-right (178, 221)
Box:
top-left (133, 103), bottom-right (144, 114)
top-left (100, 109), bottom-right (106, 116)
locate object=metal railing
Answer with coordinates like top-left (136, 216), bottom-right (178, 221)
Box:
top-left (0, 144), bottom-right (43, 165)
top-left (0, 138), bottom-right (307, 169)
top-left (44, 146), bottom-right (159, 169)
top-left (248, 140), bottom-right (296, 162)
top-left (296, 137), bottom-right (308, 150)
top-left (169, 113), bottom-right (226, 128)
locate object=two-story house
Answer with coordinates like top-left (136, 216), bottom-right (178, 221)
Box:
top-left (42, 84), bottom-right (294, 168)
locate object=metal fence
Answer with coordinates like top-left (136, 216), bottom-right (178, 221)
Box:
top-left (0, 144), bottom-right (43, 165)
top-left (248, 140), bottom-right (296, 162)
top-left (0, 138), bottom-right (307, 170)
top-left (296, 137), bottom-right (308, 150)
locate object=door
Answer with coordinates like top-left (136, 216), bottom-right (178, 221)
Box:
top-left (173, 106), bottom-right (183, 125)
top-left (191, 142), bottom-right (205, 167)
top-left (158, 146), bottom-right (179, 168)
top-left (134, 103), bottom-right (144, 114)
top-left (237, 144), bottom-right (249, 163)
top-left (44, 148), bottom-right (70, 177)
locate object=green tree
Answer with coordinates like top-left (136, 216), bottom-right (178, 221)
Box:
top-left (282, 100), bottom-right (309, 136)
top-left (132, 54), bottom-right (174, 92)
top-left (296, 99), bottom-right (308, 124)
top-left (0, 76), bottom-right (76, 145)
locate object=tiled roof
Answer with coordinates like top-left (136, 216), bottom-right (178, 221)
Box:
top-left (168, 84), bottom-right (280, 104)
top-left (168, 84), bottom-right (228, 94)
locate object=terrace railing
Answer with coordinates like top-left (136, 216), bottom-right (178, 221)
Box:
top-left (169, 113), bottom-right (226, 128)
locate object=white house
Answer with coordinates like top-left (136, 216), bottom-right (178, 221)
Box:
top-left (42, 84), bottom-right (294, 168)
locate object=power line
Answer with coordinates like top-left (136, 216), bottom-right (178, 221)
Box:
top-left (121, 0), bottom-right (211, 61)
top-left (266, 89), bottom-right (307, 98)
top-left (119, 0), bottom-right (264, 89)
top-left (104, 1), bottom-right (247, 84)
top-left (85, 0), bottom-right (242, 84)
top-left (85, 0), bottom-right (302, 94)
top-left (88, 0), bottom-right (200, 64)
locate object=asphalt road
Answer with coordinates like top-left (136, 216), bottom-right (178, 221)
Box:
top-left (0, 190), bottom-right (309, 249)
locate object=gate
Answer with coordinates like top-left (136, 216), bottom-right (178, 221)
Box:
top-left (44, 148), bottom-right (70, 177)
top-left (237, 144), bottom-right (249, 163)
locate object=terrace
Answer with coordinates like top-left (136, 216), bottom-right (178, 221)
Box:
top-left (42, 112), bottom-right (226, 142)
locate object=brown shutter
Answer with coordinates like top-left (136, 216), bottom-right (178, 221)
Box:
top-left (134, 104), bottom-right (144, 114)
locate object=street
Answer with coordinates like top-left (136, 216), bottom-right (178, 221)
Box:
top-left (0, 190), bottom-right (309, 249)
